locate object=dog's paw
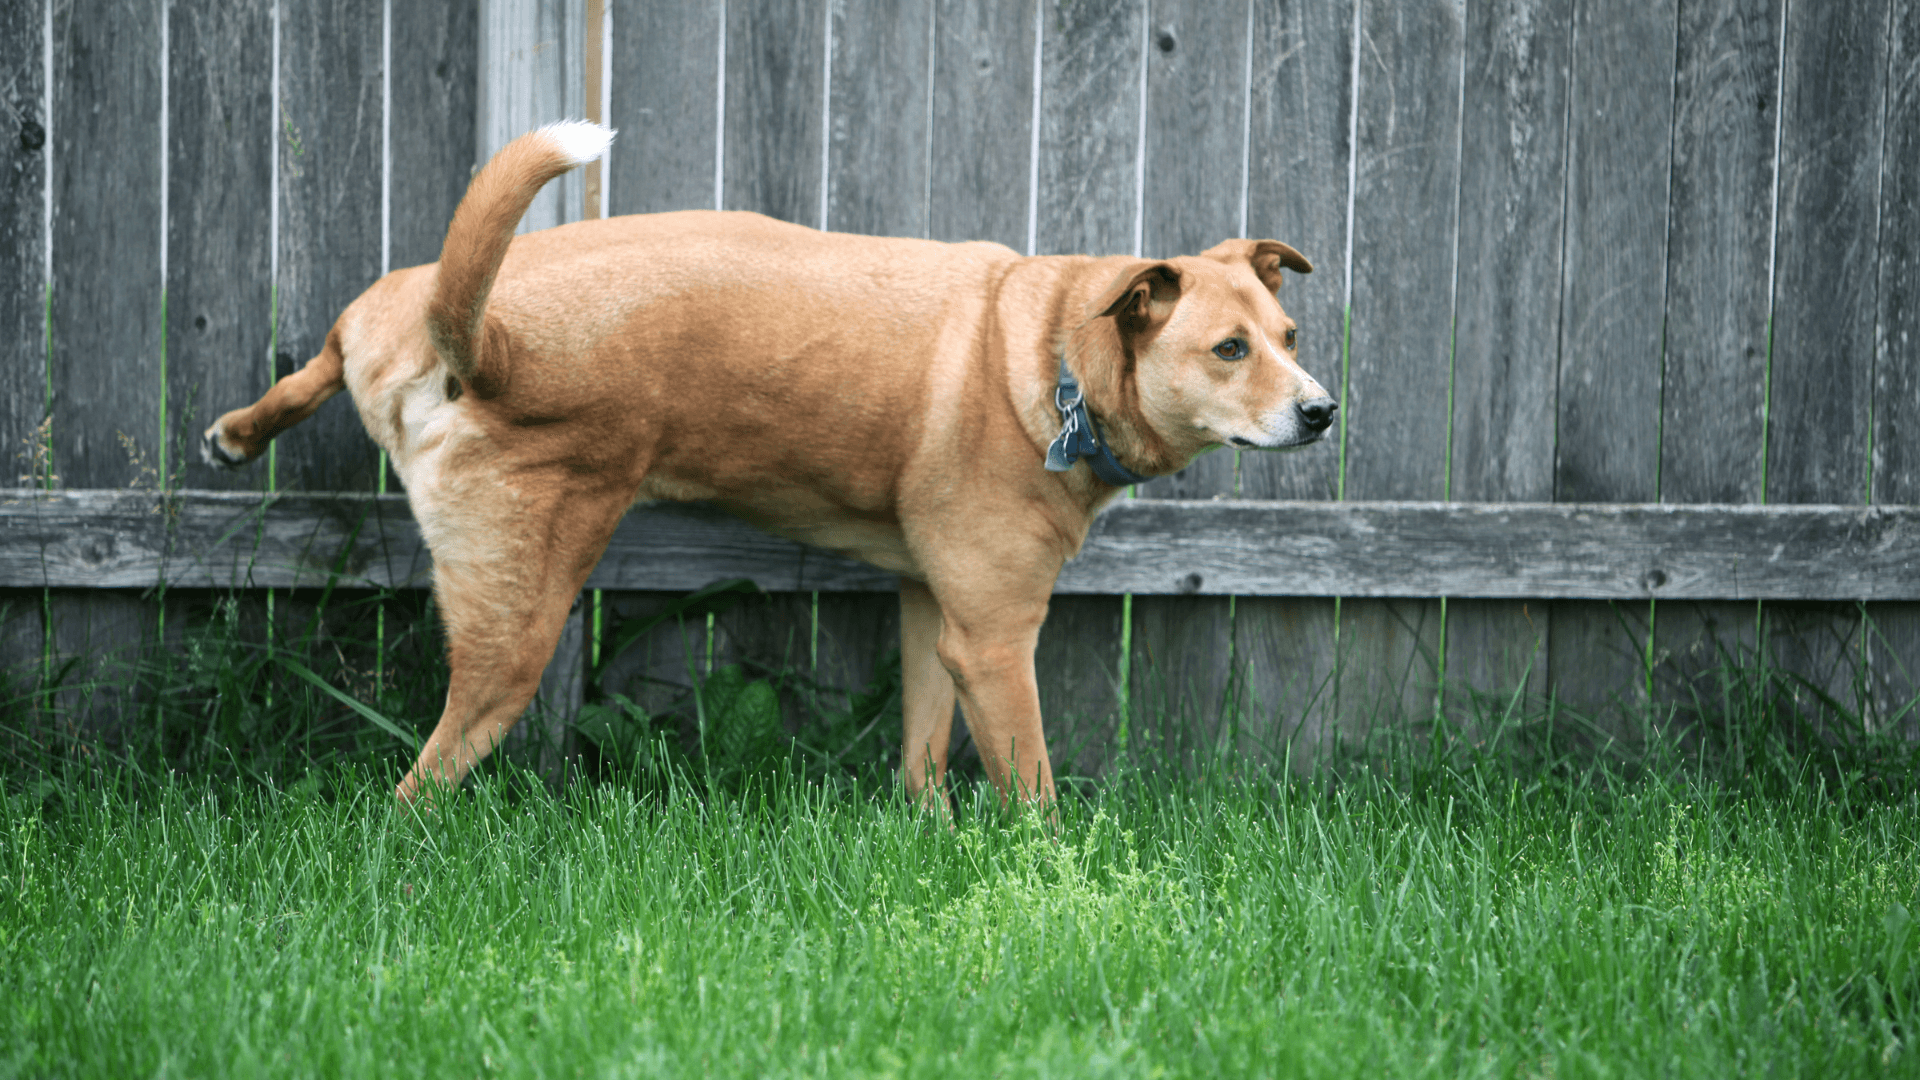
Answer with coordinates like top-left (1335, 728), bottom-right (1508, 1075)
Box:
top-left (201, 426), bottom-right (250, 469)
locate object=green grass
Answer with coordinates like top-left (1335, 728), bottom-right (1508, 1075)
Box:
top-left (2, 752), bottom-right (1917, 1078)
top-left (3, 593), bottom-right (1919, 1076)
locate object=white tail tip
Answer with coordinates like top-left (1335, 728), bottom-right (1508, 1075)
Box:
top-left (540, 120), bottom-right (615, 167)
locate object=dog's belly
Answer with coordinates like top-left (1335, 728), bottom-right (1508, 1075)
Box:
top-left (634, 474), bottom-right (921, 579)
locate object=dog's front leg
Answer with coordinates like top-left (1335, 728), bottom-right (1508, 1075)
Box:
top-left (930, 585), bottom-right (1055, 806)
top-left (898, 578), bottom-right (958, 811)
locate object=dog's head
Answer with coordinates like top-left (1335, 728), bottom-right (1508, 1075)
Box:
top-left (1066, 239), bottom-right (1334, 474)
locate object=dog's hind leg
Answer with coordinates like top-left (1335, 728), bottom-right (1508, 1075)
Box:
top-left (203, 327), bottom-right (349, 467)
top-left (395, 481), bottom-right (626, 801)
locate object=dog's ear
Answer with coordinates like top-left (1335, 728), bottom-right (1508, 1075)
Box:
top-left (1201, 238), bottom-right (1312, 293)
top-left (1084, 261), bottom-right (1184, 326)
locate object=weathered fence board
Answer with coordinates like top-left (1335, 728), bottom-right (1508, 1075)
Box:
top-left (1763, 0), bottom-right (1892, 719)
top-left (1443, 0), bottom-right (1571, 713)
top-left (10, 492), bottom-right (1917, 600)
top-left (0, 0), bottom-right (47, 696)
top-left (1337, 0), bottom-right (1464, 732)
top-left (166, 0), bottom-right (273, 495)
top-left (391, 1), bottom-right (480, 270)
top-left (1650, 0), bottom-right (1781, 717)
top-left (928, 0), bottom-right (1033, 252)
top-left (608, 0), bottom-right (720, 217)
top-left (723, 0), bottom-right (823, 225)
top-left (1235, 0), bottom-right (1352, 756)
top-left (1871, 0), bottom-right (1920, 729)
top-left (1549, 0), bottom-right (1677, 723)
top-left (47, 0), bottom-right (167, 730)
top-left (273, 0), bottom-right (386, 495)
top-left (51, 0), bottom-right (163, 492)
top-left (1131, 0), bottom-right (1249, 754)
top-left (480, 0), bottom-right (586, 234)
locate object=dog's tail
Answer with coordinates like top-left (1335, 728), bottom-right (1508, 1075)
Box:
top-left (427, 120), bottom-right (614, 394)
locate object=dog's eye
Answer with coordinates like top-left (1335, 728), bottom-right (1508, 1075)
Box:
top-left (1284, 327), bottom-right (1298, 350)
top-left (1213, 338), bottom-right (1248, 361)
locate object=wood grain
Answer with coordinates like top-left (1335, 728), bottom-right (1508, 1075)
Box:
top-left (390, 0), bottom-right (480, 270)
top-left (608, 0), bottom-right (721, 215)
top-left (0, 0), bottom-right (47, 706)
top-left (928, 0), bottom-right (1034, 250)
top-left (1235, 0), bottom-right (1354, 761)
top-left (48, 0), bottom-right (165, 732)
top-left (1033, 0), bottom-right (1143, 772)
top-left (479, 0), bottom-right (586, 232)
top-left (1129, 0), bottom-right (1247, 760)
top-left (1549, 0), bottom-right (1677, 723)
top-left (9, 491), bottom-right (1917, 599)
top-left (272, 0), bottom-right (386, 495)
top-left (1650, 0), bottom-right (1782, 721)
top-left (1337, 0), bottom-right (1464, 734)
top-left (167, 0), bottom-right (273, 496)
top-left (1870, 0), bottom-right (1919, 733)
top-left (1035, 0), bottom-right (1141, 258)
top-left (50, 0), bottom-right (163, 490)
top-left (1, 0), bottom-right (47, 483)
top-left (723, 0), bottom-right (824, 226)
top-left (1766, 0), bottom-right (1886, 507)
top-left (1554, 0), bottom-right (1674, 505)
top-left (829, 0), bottom-right (932, 238)
top-left (1763, 0), bottom-right (1892, 725)
top-left (1444, 0), bottom-right (1572, 714)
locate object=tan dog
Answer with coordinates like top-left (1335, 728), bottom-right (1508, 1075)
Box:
top-left (205, 122), bottom-right (1335, 804)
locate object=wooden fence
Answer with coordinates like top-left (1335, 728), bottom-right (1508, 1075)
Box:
top-left (2, 0), bottom-right (1917, 770)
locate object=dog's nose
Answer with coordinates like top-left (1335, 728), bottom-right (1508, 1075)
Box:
top-left (1296, 396), bottom-right (1337, 433)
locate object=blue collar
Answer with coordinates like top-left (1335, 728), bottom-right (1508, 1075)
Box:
top-left (1043, 358), bottom-right (1153, 487)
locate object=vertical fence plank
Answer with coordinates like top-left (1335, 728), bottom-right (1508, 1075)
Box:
top-left (1764, 0), bottom-right (1890, 727)
top-left (479, 0), bottom-right (586, 232)
top-left (1547, 0), bottom-right (1676, 728)
top-left (0, 0), bottom-right (47, 705)
top-left (829, 0), bottom-right (931, 238)
top-left (1649, 0), bottom-right (1781, 724)
top-left (2, 0), bottom-right (48, 477)
top-left (1870, 0), bottom-right (1920, 733)
top-left (1334, 0), bottom-right (1463, 740)
top-left (724, 0), bottom-right (824, 225)
top-left (50, 0), bottom-right (162, 492)
top-left (390, 0), bottom-right (479, 270)
top-left (1235, 0), bottom-right (1351, 764)
top-left (1443, 0), bottom-right (1572, 722)
top-left (1034, 0), bottom-right (1141, 774)
top-left (48, 0), bottom-right (166, 730)
top-left (929, 0), bottom-right (1033, 251)
top-left (272, 0), bottom-right (385, 496)
top-left (608, 0), bottom-right (720, 216)
top-left (1130, 0), bottom-right (1244, 763)
top-left (167, 0), bottom-right (272, 495)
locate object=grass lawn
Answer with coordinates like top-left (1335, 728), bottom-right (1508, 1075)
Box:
top-left (3, 752), bottom-right (1916, 1078)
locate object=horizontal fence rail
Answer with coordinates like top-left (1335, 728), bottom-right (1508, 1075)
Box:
top-left (5, 490), bottom-right (1916, 601)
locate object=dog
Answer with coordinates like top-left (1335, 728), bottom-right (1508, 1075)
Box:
top-left (204, 122), bottom-right (1335, 805)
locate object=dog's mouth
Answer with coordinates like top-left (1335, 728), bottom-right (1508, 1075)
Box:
top-left (1229, 432), bottom-right (1324, 451)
